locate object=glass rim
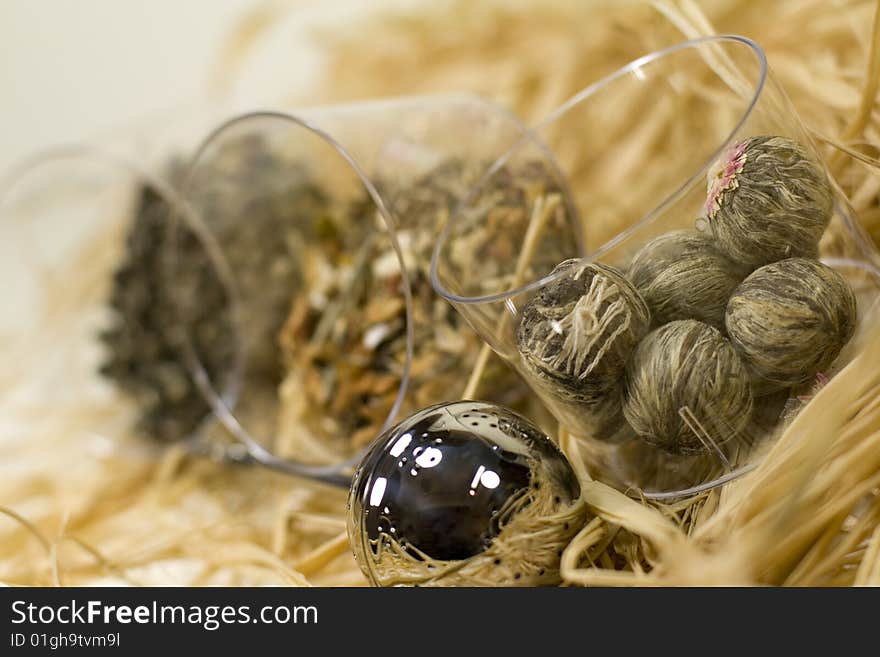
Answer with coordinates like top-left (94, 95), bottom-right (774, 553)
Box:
top-left (171, 109), bottom-right (417, 481)
top-left (430, 34), bottom-right (768, 306)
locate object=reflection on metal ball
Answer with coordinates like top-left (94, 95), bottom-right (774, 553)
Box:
top-left (347, 401), bottom-right (587, 586)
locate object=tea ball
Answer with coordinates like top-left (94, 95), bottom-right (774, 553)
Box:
top-left (725, 257), bottom-right (857, 391)
top-left (704, 135), bottom-right (833, 270)
top-left (628, 229), bottom-right (746, 330)
top-left (516, 259), bottom-right (651, 435)
top-left (347, 401), bottom-right (587, 587)
top-left (623, 320), bottom-right (753, 455)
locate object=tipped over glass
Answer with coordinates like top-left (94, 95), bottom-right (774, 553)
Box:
top-left (431, 36), bottom-right (880, 498)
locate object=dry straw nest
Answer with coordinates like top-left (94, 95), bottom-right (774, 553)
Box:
top-left (3, 0), bottom-right (880, 587)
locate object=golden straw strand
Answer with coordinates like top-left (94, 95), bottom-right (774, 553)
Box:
top-left (462, 193), bottom-right (561, 399)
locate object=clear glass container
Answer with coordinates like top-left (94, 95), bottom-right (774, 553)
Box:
top-left (0, 111), bottom-right (419, 487)
top-left (431, 36), bottom-right (880, 498)
top-left (170, 94), bottom-right (577, 479)
top-left (0, 94), bottom-right (576, 490)
top-left (0, 144), bottom-right (238, 466)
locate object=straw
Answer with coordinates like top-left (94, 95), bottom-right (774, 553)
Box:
top-left (3, 0), bottom-right (880, 587)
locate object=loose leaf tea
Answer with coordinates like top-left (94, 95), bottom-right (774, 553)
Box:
top-left (276, 157), bottom-right (560, 460)
top-left (431, 159), bottom-right (579, 300)
top-left (276, 209), bottom-right (409, 458)
top-left (100, 184), bottom-right (235, 442)
top-left (184, 133), bottom-right (339, 378)
top-left (101, 133), bottom-right (335, 443)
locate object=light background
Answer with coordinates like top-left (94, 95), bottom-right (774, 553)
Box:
top-left (0, 0), bottom-right (405, 172)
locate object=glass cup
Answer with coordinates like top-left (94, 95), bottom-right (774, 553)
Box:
top-left (0, 144), bottom-right (243, 472)
top-left (0, 94), bottom-right (578, 492)
top-left (431, 36), bottom-right (880, 498)
top-left (173, 94), bottom-right (579, 480)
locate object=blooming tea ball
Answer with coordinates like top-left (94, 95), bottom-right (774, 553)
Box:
top-left (628, 229), bottom-right (746, 330)
top-left (704, 136), bottom-right (833, 270)
top-left (623, 320), bottom-right (753, 455)
top-left (516, 259), bottom-right (651, 434)
top-left (348, 401), bottom-right (587, 587)
top-left (725, 257), bottom-right (857, 391)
